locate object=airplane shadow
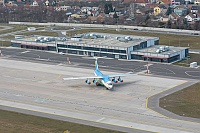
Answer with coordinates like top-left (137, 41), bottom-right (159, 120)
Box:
top-left (82, 80), bottom-right (141, 91)
top-left (110, 80), bottom-right (141, 92)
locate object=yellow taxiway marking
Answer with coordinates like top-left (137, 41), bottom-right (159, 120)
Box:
top-left (1, 80), bottom-right (199, 133)
top-left (0, 97), bottom-right (156, 133)
top-left (145, 81), bottom-right (187, 115)
top-left (0, 69), bottom-right (19, 75)
top-left (1, 96), bottom-right (198, 133)
top-left (0, 67), bottom-right (198, 132)
top-left (146, 80), bottom-right (200, 125)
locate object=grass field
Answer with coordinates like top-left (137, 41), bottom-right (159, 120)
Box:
top-left (2, 31), bottom-right (59, 40)
top-left (1, 26), bottom-right (200, 49)
top-left (53, 26), bottom-right (73, 30)
top-left (173, 53), bottom-right (200, 67)
top-left (0, 25), bottom-right (27, 35)
top-left (0, 41), bottom-right (11, 47)
top-left (159, 82), bottom-right (200, 118)
top-left (20, 31), bottom-right (59, 37)
top-left (0, 109), bottom-right (123, 133)
top-left (66, 29), bottom-right (200, 49)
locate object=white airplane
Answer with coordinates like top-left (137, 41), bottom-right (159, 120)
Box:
top-left (63, 58), bottom-right (135, 90)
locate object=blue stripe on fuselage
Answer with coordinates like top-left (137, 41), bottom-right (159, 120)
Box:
top-left (94, 69), bottom-right (110, 82)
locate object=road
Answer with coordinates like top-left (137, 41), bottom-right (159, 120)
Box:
top-left (0, 26), bottom-right (13, 31)
top-left (9, 22), bottom-right (200, 36)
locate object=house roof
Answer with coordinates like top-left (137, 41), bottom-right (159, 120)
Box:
top-left (146, 3), bottom-right (159, 8)
top-left (187, 13), bottom-right (196, 18)
top-left (66, 9), bottom-right (80, 14)
top-left (171, 4), bottom-right (179, 8)
top-left (191, 6), bottom-right (198, 10)
top-left (158, 4), bottom-right (168, 9)
top-left (88, 16), bottom-right (97, 21)
top-left (123, 0), bottom-right (149, 3)
top-left (5, 1), bottom-right (25, 6)
top-left (97, 13), bottom-right (106, 18)
top-left (160, 0), bottom-right (171, 4)
top-left (196, 12), bottom-right (200, 17)
top-left (90, 10), bottom-right (98, 14)
top-left (170, 12), bottom-right (180, 18)
top-left (87, 0), bottom-right (99, 2)
top-left (171, 0), bottom-right (185, 3)
top-left (174, 5), bottom-right (186, 9)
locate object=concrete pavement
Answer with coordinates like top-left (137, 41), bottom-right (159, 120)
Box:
top-left (0, 58), bottom-right (200, 132)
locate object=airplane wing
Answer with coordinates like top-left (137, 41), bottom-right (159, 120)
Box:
top-left (108, 73), bottom-right (137, 78)
top-left (63, 76), bottom-right (103, 80)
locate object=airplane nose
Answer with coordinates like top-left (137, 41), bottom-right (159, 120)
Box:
top-left (109, 85), bottom-right (113, 89)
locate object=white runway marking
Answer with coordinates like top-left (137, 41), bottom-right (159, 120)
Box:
top-left (81, 57), bottom-right (113, 60)
top-left (21, 51), bottom-right (30, 54)
top-left (143, 64), bottom-right (153, 67)
top-left (96, 117), bottom-right (105, 122)
top-left (0, 58), bottom-right (198, 133)
top-left (162, 67), bottom-right (176, 74)
top-left (185, 71), bottom-right (200, 77)
top-left (150, 67), bottom-right (176, 75)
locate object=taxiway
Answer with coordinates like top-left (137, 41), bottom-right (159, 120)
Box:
top-left (1, 48), bottom-right (200, 80)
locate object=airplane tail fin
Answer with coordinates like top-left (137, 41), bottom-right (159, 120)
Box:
top-left (93, 57), bottom-right (106, 70)
top-left (94, 57), bottom-right (98, 70)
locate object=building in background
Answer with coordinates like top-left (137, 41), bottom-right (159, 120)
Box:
top-left (10, 32), bottom-right (188, 63)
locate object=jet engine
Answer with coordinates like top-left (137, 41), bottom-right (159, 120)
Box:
top-left (85, 79), bottom-right (91, 84)
top-left (93, 79), bottom-right (99, 86)
top-left (93, 79), bottom-right (97, 84)
top-left (118, 77), bottom-right (123, 82)
top-left (112, 78), bottom-right (118, 83)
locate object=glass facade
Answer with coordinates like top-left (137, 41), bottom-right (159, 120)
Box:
top-left (168, 55), bottom-right (180, 63)
top-left (47, 46), bottom-right (56, 51)
top-left (57, 44), bottom-right (126, 54)
top-left (11, 43), bottom-right (20, 47)
top-left (68, 50), bottom-right (77, 54)
top-left (185, 49), bottom-right (189, 57)
top-left (11, 37), bottom-right (162, 61)
top-left (154, 40), bottom-right (159, 45)
top-left (131, 54), bottom-right (143, 60)
top-left (133, 41), bottom-right (148, 51)
top-left (19, 44), bottom-right (48, 50)
top-left (119, 55), bottom-right (127, 59)
top-left (151, 58), bottom-right (161, 62)
top-left (140, 42), bottom-right (147, 49)
top-left (131, 53), bottom-right (181, 63)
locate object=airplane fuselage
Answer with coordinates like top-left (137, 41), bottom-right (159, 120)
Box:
top-left (94, 70), bottom-right (113, 90)
top-left (63, 58), bottom-right (127, 90)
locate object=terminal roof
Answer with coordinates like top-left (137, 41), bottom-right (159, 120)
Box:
top-left (133, 45), bottom-right (188, 55)
top-left (14, 32), bottom-right (158, 48)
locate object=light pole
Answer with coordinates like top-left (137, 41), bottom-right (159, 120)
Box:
top-left (0, 40), bottom-right (2, 56)
top-left (146, 49), bottom-right (150, 74)
top-left (55, 40), bottom-right (58, 53)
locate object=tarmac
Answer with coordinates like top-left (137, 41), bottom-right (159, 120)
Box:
top-left (0, 58), bottom-right (200, 133)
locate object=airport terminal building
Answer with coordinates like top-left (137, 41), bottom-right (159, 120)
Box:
top-left (11, 32), bottom-right (188, 63)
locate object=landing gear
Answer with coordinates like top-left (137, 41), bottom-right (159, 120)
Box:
top-left (85, 79), bottom-right (91, 84)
